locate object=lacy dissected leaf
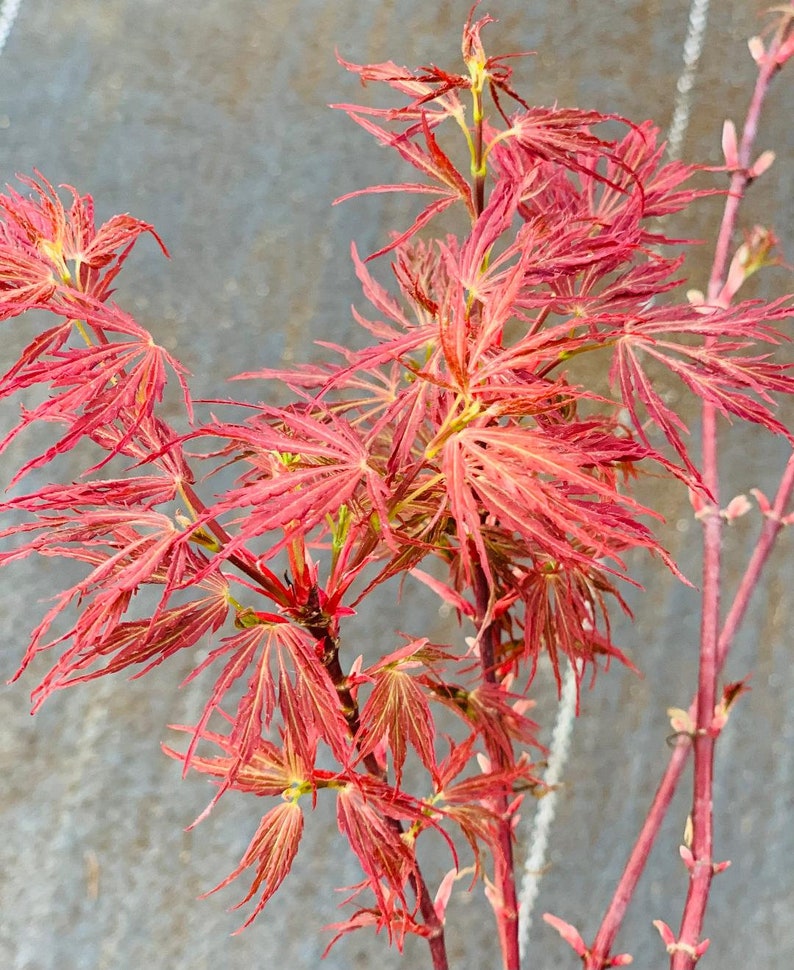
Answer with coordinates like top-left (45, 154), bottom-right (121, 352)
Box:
top-left (0, 306), bottom-right (192, 482)
top-left (323, 902), bottom-right (431, 956)
top-left (4, 509), bottom-right (205, 702)
top-left (58, 573), bottom-right (231, 685)
top-left (89, 411), bottom-right (194, 482)
top-left (333, 56), bottom-right (467, 122)
top-left (355, 660), bottom-right (439, 787)
top-left (441, 680), bottom-right (541, 763)
top-left (426, 735), bottom-right (535, 864)
top-left (333, 112), bottom-right (474, 258)
top-left (164, 720), bottom-right (327, 799)
top-left (335, 782), bottom-right (420, 915)
top-left (0, 172), bottom-right (167, 304)
top-left (519, 557), bottom-right (635, 687)
top-left (180, 619), bottom-right (349, 797)
top-left (607, 300), bottom-right (794, 479)
top-left (203, 800), bottom-right (304, 930)
top-left (440, 421), bottom-right (660, 582)
top-left (196, 404), bottom-right (395, 561)
top-left (0, 246), bottom-right (59, 312)
top-left (2, 473), bottom-right (181, 513)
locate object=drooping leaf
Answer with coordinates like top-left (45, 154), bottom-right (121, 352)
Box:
top-left (203, 800), bottom-right (304, 930)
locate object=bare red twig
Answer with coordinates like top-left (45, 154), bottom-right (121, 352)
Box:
top-left (585, 454), bottom-right (794, 970)
top-left (673, 11), bottom-right (794, 966)
top-left (583, 10), bottom-right (794, 968)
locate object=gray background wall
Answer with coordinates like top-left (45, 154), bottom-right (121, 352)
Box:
top-left (0, 2), bottom-right (792, 969)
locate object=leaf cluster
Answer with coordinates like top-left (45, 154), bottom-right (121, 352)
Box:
top-left (1, 9), bottom-right (792, 955)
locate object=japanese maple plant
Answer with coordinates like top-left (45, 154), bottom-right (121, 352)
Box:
top-left (3, 6), bottom-right (794, 970)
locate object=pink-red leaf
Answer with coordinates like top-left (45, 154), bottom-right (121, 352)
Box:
top-left (204, 800), bottom-right (304, 929)
top-left (356, 666), bottom-right (438, 786)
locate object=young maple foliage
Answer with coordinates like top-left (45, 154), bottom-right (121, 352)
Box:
top-left (2, 8), bottom-right (793, 966)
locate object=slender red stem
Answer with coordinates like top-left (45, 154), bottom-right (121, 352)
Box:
top-left (472, 85), bottom-right (486, 217)
top-left (178, 479), bottom-right (280, 591)
top-left (670, 407), bottom-right (720, 970)
top-left (707, 11), bottom-right (794, 306)
top-left (473, 564), bottom-right (521, 970)
top-left (585, 454), bottom-right (794, 968)
top-left (412, 870), bottom-right (450, 970)
top-left (313, 624), bottom-right (450, 969)
top-left (718, 453), bottom-right (794, 667)
top-left (672, 16), bottom-right (794, 965)
top-left (586, 738), bottom-right (688, 968)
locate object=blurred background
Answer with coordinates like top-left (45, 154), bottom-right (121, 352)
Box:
top-left (0, 2), bottom-right (792, 968)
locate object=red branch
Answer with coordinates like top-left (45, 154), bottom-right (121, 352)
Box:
top-left (584, 12), bottom-right (794, 968)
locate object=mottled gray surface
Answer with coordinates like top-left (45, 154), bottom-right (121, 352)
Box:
top-left (0, 2), bottom-right (793, 969)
